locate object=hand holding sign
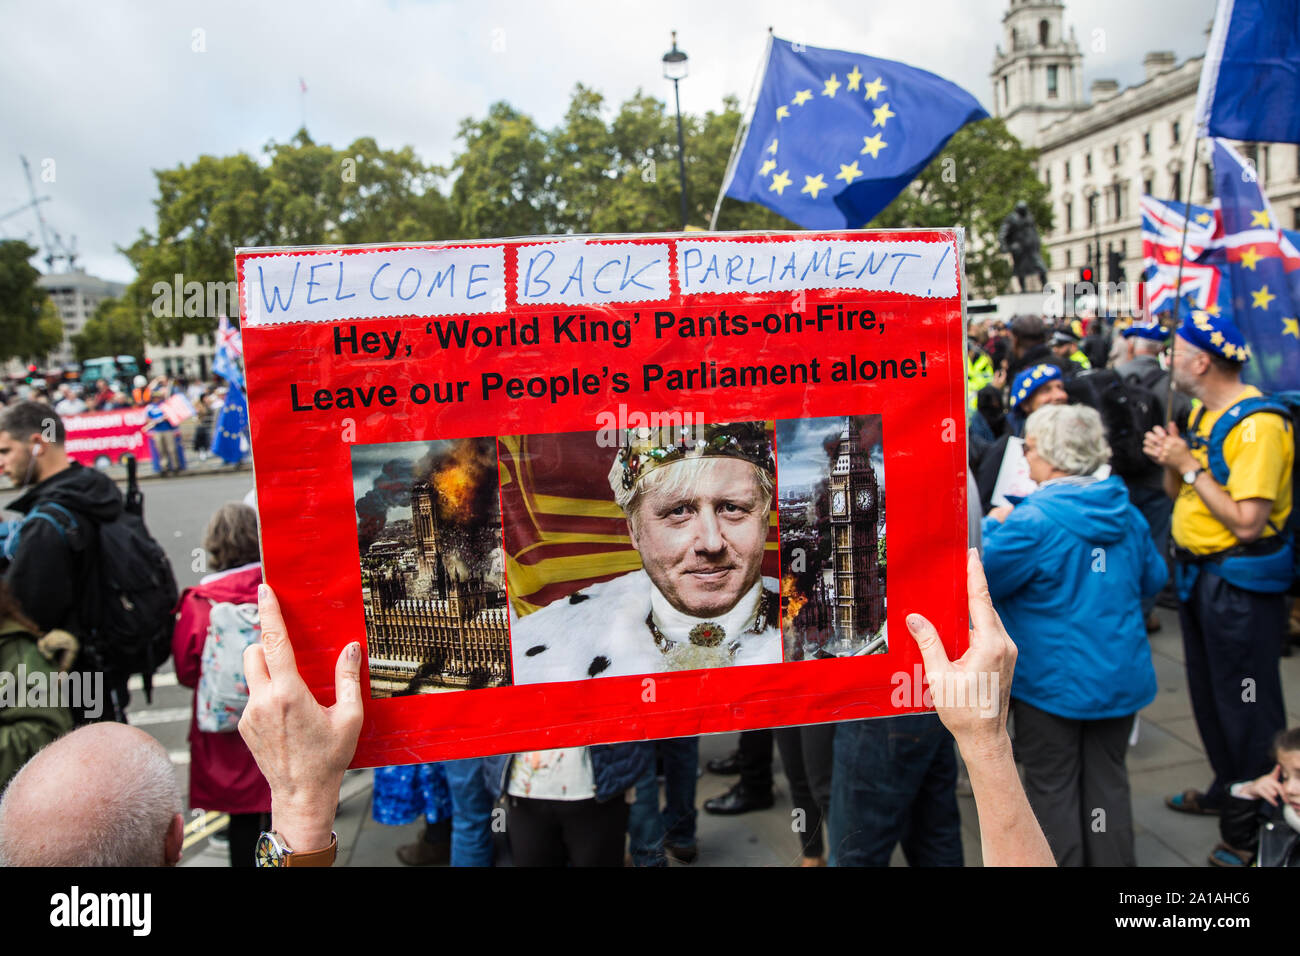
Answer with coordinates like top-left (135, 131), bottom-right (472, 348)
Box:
top-left (239, 584), bottom-right (363, 855)
top-left (904, 549), bottom-right (1015, 754)
top-left (904, 550), bottom-right (1053, 867)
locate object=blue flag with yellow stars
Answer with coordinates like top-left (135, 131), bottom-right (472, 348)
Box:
top-left (1195, 0), bottom-right (1300, 144)
top-left (210, 382), bottom-right (249, 466)
top-left (722, 37), bottom-right (988, 229)
top-left (1199, 138), bottom-right (1300, 391)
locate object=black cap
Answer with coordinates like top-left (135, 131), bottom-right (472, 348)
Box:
top-left (1009, 314), bottom-right (1045, 339)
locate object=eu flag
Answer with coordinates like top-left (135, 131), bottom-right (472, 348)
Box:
top-left (1195, 0), bottom-right (1300, 143)
top-left (722, 37), bottom-right (988, 230)
top-left (212, 338), bottom-right (244, 391)
top-left (211, 383), bottom-right (249, 466)
top-left (1200, 139), bottom-right (1300, 391)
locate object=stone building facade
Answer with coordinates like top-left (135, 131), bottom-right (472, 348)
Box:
top-left (991, 0), bottom-right (1300, 304)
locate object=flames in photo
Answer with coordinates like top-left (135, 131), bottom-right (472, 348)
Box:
top-left (777, 415), bottom-right (886, 660)
top-left (353, 436), bottom-right (510, 698)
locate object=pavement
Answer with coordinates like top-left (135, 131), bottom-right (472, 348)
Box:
top-left (179, 600), bottom-right (1300, 868)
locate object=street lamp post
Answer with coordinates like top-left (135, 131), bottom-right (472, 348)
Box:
top-left (662, 31), bottom-right (689, 231)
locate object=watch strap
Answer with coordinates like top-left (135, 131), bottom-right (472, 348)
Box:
top-left (257, 830), bottom-right (338, 868)
top-left (284, 832), bottom-right (338, 867)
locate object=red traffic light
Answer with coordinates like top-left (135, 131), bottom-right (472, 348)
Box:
top-left (27, 364), bottom-right (37, 373)
top-left (1079, 267), bottom-right (1094, 283)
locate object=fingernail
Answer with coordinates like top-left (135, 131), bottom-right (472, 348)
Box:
top-left (258, 584), bottom-right (269, 601)
top-left (347, 642), bottom-right (361, 663)
top-left (906, 613), bottom-right (924, 632)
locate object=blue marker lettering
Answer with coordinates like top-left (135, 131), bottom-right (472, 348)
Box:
top-left (258, 262), bottom-right (299, 313)
top-left (396, 267), bottom-right (421, 301)
top-left (681, 248), bottom-right (702, 289)
top-left (427, 264), bottom-right (455, 298)
top-left (801, 246), bottom-right (833, 282)
top-left (931, 244), bottom-right (951, 280)
top-left (835, 250), bottom-right (857, 280)
top-left (778, 252), bottom-right (798, 282)
top-left (593, 257), bottom-right (620, 295)
top-left (560, 256), bottom-right (586, 297)
top-left (335, 260), bottom-right (355, 300)
top-left (522, 249), bottom-right (553, 298)
top-left (621, 256), bottom-right (661, 293)
top-left (888, 251), bottom-right (920, 285)
top-left (467, 262), bottom-right (490, 300)
top-left (306, 262), bottom-right (330, 305)
top-left (855, 251), bottom-right (890, 279)
top-left (370, 263), bottom-right (391, 301)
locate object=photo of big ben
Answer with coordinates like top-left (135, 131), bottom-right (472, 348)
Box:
top-left (827, 419), bottom-right (883, 642)
top-left (777, 415), bottom-right (886, 660)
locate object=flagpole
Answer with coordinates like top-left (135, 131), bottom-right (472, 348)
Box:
top-left (709, 29), bottom-right (773, 232)
top-left (1164, 135), bottom-right (1201, 425)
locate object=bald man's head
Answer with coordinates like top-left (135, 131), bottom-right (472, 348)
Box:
top-left (0, 723), bottom-right (184, 867)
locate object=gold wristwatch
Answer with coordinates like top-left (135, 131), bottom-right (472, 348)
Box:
top-left (255, 830), bottom-right (338, 867)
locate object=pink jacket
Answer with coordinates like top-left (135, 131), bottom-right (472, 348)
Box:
top-left (171, 562), bottom-right (271, 815)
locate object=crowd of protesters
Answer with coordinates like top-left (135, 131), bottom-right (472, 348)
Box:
top-left (0, 305), bottom-right (1297, 868)
top-left (0, 372), bottom-right (236, 473)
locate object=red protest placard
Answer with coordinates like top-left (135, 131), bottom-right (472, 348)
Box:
top-left (236, 229), bottom-right (968, 768)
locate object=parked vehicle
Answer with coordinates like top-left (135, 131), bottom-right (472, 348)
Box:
top-left (81, 355), bottom-right (140, 384)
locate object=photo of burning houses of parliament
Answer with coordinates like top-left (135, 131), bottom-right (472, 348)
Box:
top-left (777, 415), bottom-right (887, 660)
top-left (352, 437), bottom-right (511, 698)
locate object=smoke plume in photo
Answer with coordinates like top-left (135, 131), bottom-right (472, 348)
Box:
top-left (355, 436), bottom-right (502, 586)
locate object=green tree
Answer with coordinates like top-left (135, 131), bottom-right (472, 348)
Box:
top-left (72, 296), bottom-right (145, 364)
top-left (452, 103), bottom-right (558, 239)
top-left (870, 118), bottom-right (1051, 299)
top-left (123, 130), bottom-right (451, 343)
top-left (0, 241), bottom-right (62, 363)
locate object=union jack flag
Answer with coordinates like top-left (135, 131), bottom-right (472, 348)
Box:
top-left (1140, 194), bottom-right (1224, 316)
top-left (218, 314), bottom-right (243, 358)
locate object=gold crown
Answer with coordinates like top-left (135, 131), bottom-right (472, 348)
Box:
top-left (608, 421), bottom-right (775, 495)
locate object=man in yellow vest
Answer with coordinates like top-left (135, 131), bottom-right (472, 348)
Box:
top-left (1142, 310), bottom-right (1291, 831)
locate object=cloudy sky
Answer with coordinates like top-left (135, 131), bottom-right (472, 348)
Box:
top-left (1, 0), bottom-right (1216, 284)
top-left (776, 415), bottom-right (884, 494)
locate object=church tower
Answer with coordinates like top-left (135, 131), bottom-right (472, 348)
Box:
top-left (991, 0), bottom-right (1083, 144)
top-left (827, 419), bottom-right (882, 642)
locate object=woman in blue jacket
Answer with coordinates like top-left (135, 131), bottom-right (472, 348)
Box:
top-left (982, 403), bottom-right (1167, 866)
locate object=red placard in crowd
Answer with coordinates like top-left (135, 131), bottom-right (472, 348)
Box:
top-left (62, 407), bottom-right (151, 468)
top-left (236, 230), bottom-right (969, 767)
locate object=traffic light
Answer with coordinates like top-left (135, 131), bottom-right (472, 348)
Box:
top-left (1107, 248), bottom-right (1125, 284)
top-left (1079, 266), bottom-right (1094, 284)
top-left (24, 364), bottom-right (36, 385)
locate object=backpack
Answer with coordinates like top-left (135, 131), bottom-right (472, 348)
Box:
top-left (1189, 391), bottom-right (1300, 593)
top-left (20, 456), bottom-right (179, 702)
top-left (1066, 368), bottom-right (1165, 480)
top-left (196, 599), bottom-right (260, 732)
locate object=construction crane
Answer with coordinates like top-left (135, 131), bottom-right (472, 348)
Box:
top-left (19, 155), bottom-right (78, 272)
top-left (0, 192), bottom-right (49, 236)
